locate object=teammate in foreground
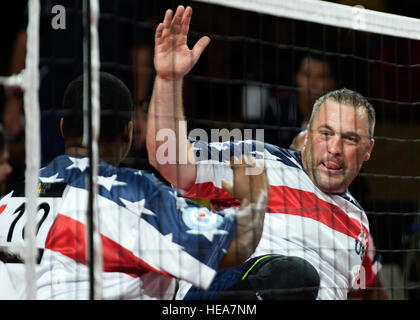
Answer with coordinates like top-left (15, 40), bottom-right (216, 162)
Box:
top-left (0, 72), bottom-right (268, 299)
top-left (147, 6), bottom-right (376, 300)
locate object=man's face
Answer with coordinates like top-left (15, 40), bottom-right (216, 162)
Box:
top-left (0, 148), bottom-right (12, 184)
top-left (302, 100), bottom-right (374, 194)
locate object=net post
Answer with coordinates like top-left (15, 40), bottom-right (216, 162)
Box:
top-left (22, 0), bottom-right (41, 300)
top-left (83, 0), bottom-right (103, 300)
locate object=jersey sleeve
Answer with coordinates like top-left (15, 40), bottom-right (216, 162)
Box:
top-left (139, 175), bottom-right (237, 289)
top-left (362, 234), bottom-right (382, 288)
top-left (183, 139), bottom-right (266, 206)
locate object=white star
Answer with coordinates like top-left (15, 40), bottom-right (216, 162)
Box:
top-left (97, 174), bottom-right (127, 191)
top-left (134, 170), bottom-right (142, 176)
top-left (162, 232), bottom-right (185, 250)
top-left (0, 190), bottom-right (14, 204)
top-left (263, 149), bottom-right (279, 161)
top-left (284, 153), bottom-right (302, 169)
top-left (164, 232), bottom-right (173, 242)
top-left (187, 228), bottom-right (228, 242)
top-left (40, 173), bottom-right (64, 183)
top-left (168, 190), bottom-right (188, 210)
top-left (119, 198), bottom-right (155, 217)
top-left (120, 198), bottom-right (145, 212)
top-left (66, 157), bottom-right (90, 172)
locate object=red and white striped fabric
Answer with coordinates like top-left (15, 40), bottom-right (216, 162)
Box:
top-left (0, 155), bottom-right (236, 299)
top-left (183, 140), bottom-right (376, 300)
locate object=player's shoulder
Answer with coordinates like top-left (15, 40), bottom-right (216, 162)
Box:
top-left (190, 138), bottom-right (302, 168)
top-left (338, 189), bottom-right (365, 212)
top-left (116, 166), bottom-right (170, 196)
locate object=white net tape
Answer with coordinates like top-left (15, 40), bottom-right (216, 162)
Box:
top-left (87, 0), bottom-right (103, 300)
top-left (192, 0), bottom-right (420, 41)
top-left (22, 0), bottom-right (41, 300)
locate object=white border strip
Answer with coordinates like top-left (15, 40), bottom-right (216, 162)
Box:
top-left (192, 0), bottom-right (420, 41)
top-left (89, 0), bottom-right (103, 300)
top-left (23, 0), bottom-right (41, 300)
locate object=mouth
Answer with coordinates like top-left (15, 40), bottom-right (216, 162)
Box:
top-left (320, 161), bottom-right (343, 174)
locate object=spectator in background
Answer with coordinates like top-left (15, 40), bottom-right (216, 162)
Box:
top-left (263, 53), bottom-right (337, 147)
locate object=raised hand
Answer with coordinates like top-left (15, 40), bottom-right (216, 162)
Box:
top-left (154, 6), bottom-right (211, 81)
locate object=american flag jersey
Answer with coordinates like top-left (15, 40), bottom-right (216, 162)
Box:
top-left (181, 139), bottom-right (377, 300)
top-left (0, 155), bottom-right (236, 299)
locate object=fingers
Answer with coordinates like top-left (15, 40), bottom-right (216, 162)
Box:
top-left (161, 9), bottom-right (174, 39)
top-left (230, 155), bottom-right (256, 170)
top-left (191, 36), bottom-right (211, 65)
top-left (156, 6), bottom-right (189, 46)
top-left (155, 8), bottom-right (172, 47)
top-left (181, 6), bottom-right (192, 36)
top-left (171, 5), bottom-right (184, 34)
top-left (154, 23), bottom-right (164, 45)
top-left (160, 6), bottom-right (185, 38)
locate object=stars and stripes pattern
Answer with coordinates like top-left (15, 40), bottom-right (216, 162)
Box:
top-left (0, 155), bottom-right (236, 299)
top-left (182, 140), bottom-right (376, 300)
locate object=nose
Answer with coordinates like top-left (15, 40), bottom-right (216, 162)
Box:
top-left (327, 134), bottom-right (342, 156)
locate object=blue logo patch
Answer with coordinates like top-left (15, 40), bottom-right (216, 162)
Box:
top-left (182, 207), bottom-right (223, 231)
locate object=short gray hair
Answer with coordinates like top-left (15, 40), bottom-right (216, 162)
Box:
top-left (309, 88), bottom-right (376, 139)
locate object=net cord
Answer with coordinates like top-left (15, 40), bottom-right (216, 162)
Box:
top-left (82, 0), bottom-right (103, 300)
top-left (0, 0), bottom-right (41, 301)
top-left (22, 0), bottom-right (41, 300)
top-left (192, 0), bottom-right (420, 41)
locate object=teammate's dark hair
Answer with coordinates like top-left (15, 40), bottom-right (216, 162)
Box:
top-left (62, 72), bottom-right (133, 141)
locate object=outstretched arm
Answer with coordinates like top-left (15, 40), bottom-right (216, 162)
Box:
top-left (147, 6), bottom-right (210, 191)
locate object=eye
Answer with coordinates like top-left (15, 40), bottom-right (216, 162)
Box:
top-left (343, 135), bottom-right (359, 143)
top-left (319, 130), bottom-right (333, 138)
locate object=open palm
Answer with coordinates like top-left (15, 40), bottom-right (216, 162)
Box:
top-left (154, 6), bottom-right (210, 80)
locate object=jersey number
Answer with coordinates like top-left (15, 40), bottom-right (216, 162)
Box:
top-left (6, 202), bottom-right (50, 242)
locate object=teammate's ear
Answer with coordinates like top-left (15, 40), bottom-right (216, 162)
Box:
top-left (60, 118), bottom-right (66, 139)
top-left (122, 121), bottom-right (133, 143)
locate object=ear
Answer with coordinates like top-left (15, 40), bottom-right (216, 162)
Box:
top-left (60, 118), bottom-right (65, 139)
top-left (301, 126), bottom-right (309, 152)
top-left (122, 121), bottom-right (133, 143)
top-left (363, 138), bottom-right (375, 162)
top-left (303, 127), bottom-right (309, 144)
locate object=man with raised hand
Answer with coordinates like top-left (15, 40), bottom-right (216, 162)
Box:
top-left (147, 5), bottom-right (377, 300)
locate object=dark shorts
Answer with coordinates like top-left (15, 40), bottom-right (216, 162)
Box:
top-left (183, 254), bottom-right (320, 300)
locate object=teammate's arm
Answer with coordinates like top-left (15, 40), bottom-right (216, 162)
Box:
top-left (220, 156), bottom-right (268, 268)
top-left (147, 6), bottom-right (210, 191)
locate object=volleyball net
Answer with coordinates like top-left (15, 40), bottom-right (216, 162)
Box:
top-left (0, 0), bottom-right (419, 300)
top-left (184, 0), bottom-right (420, 300)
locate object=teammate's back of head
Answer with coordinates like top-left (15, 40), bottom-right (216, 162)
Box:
top-left (61, 72), bottom-right (133, 142)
